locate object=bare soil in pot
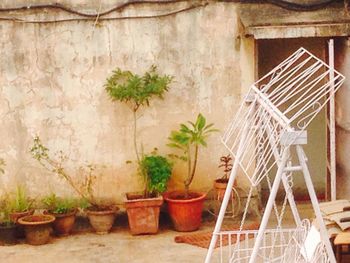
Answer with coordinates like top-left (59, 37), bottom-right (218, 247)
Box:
top-left (46, 209), bottom-right (77, 236)
top-left (18, 215), bottom-right (55, 245)
top-left (86, 206), bottom-right (117, 234)
top-left (163, 191), bottom-right (207, 232)
top-left (125, 193), bottom-right (163, 235)
top-left (10, 210), bottom-right (34, 238)
top-left (0, 224), bottom-right (17, 245)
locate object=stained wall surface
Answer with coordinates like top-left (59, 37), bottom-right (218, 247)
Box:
top-left (0, 1), bottom-right (247, 203)
top-left (335, 38), bottom-right (350, 199)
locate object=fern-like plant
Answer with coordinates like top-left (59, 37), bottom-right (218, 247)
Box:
top-left (140, 154), bottom-right (172, 197)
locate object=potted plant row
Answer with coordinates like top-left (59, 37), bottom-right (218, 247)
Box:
top-left (30, 137), bottom-right (118, 235)
top-left (0, 190), bottom-right (54, 246)
top-left (105, 66), bottom-right (173, 235)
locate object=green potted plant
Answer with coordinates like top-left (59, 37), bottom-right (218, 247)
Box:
top-left (30, 136), bottom-right (118, 234)
top-left (8, 186), bottom-right (35, 238)
top-left (0, 196), bottom-right (17, 245)
top-left (125, 153), bottom-right (172, 235)
top-left (214, 154), bottom-right (234, 201)
top-left (42, 193), bottom-right (84, 236)
top-left (165, 113), bottom-right (218, 231)
top-left (105, 66), bottom-right (173, 235)
top-left (9, 186), bottom-right (34, 223)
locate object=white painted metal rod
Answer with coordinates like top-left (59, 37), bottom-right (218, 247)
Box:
top-left (328, 38), bottom-right (336, 201)
top-left (265, 122), bottom-right (302, 227)
top-left (296, 145), bottom-right (336, 263)
top-left (205, 119), bottom-right (252, 263)
top-left (248, 148), bottom-right (290, 263)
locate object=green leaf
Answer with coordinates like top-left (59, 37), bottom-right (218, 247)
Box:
top-left (203, 123), bottom-right (215, 130)
top-left (167, 143), bottom-right (183, 150)
top-left (198, 138), bottom-right (207, 147)
top-left (204, 128), bottom-right (220, 135)
top-left (180, 124), bottom-right (191, 133)
top-left (196, 113), bottom-right (206, 130)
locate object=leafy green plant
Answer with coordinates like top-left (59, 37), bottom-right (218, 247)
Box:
top-left (168, 113), bottom-right (218, 198)
top-left (30, 136), bottom-right (101, 209)
top-left (42, 193), bottom-right (83, 214)
top-left (8, 185), bottom-right (34, 213)
top-left (141, 154), bottom-right (172, 197)
top-left (105, 66), bottom-right (173, 197)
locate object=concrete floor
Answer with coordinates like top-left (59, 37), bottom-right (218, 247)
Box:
top-left (0, 203), bottom-right (346, 263)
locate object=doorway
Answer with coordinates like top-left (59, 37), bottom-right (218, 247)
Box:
top-left (257, 38), bottom-right (328, 201)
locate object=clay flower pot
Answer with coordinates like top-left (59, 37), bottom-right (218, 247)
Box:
top-left (18, 214), bottom-right (55, 245)
top-left (164, 191), bottom-right (206, 232)
top-left (10, 210), bottom-right (34, 223)
top-left (125, 193), bottom-right (163, 235)
top-left (47, 209), bottom-right (77, 236)
top-left (0, 224), bottom-right (17, 245)
top-left (87, 207), bottom-right (117, 234)
top-left (214, 179), bottom-right (231, 201)
top-left (10, 210), bottom-right (34, 238)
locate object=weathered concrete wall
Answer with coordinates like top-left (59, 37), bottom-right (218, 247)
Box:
top-left (0, 1), bottom-right (245, 203)
top-left (335, 38), bottom-right (350, 199)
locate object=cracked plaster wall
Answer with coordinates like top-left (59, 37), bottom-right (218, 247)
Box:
top-left (0, 1), bottom-right (247, 203)
top-left (335, 39), bottom-right (350, 199)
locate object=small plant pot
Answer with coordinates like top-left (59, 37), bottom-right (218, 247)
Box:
top-left (125, 193), bottom-right (163, 235)
top-left (214, 179), bottom-right (236, 201)
top-left (18, 215), bottom-right (55, 245)
top-left (47, 209), bottom-right (77, 237)
top-left (10, 210), bottom-right (34, 238)
top-left (87, 207), bottom-right (117, 234)
top-left (164, 191), bottom-right (206, 232)
top-left (0, 224), bottom-right (17, 245)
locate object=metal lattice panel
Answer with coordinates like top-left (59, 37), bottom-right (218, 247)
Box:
top-left (206, 48), bottom-right (345, 263)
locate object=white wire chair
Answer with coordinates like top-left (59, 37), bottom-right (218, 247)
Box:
top-left (205, 48), bottom-right (345, 263)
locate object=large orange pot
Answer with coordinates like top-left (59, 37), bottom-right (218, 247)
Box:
top-left (164, 191), bottom-right (206, 232)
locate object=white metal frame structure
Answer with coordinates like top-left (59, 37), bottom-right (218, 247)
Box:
top-left (205, 48), bottom-right (345, 263)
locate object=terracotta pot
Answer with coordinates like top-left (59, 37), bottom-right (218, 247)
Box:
top-left (47, 209), bottom-right (77, 236)
top-left (10, 210), bottom-right (34, 223)
top-left (0, 224), bottom-right (17, 245)
top-left (164, 191), bottom-right (206, 232)
top-left (125, 193), bottom-right (163, 235)
top-left (10, 210), bottom-right (34, 238)
top-left (214, 179), bottom-right (233, 201)
top-left (87, 208), bottom-right (117, 234)
top-left (18, 214), bottom-right (55, 245)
